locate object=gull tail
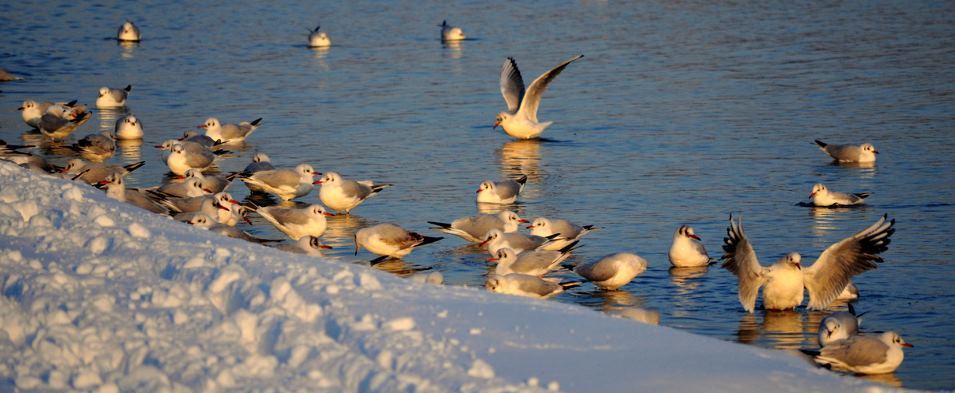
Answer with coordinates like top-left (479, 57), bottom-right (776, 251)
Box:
top-left (250, 118), bottom-right (263, 126)
top-left (371, 183), bottom-right (393, 194)
top-left (124, 85), bottom-right (132, 92)
top-left (427, 221), bottom-right (452, 230)
top-left (515, 174), bottom-right (528, 186)
top-left (123, 161), bottom-right (146, 172)
top-left (854, 192), bottom-right (871, 199)
top-left (418, 236), bottom-right (444, 247)
top-left (814, 139), bottom-right (828, 148)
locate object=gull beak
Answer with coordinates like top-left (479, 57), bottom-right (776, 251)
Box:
top-left (901, 342), bottom-right (913, 348)
top-left (320, 245), bottom-right (333, 249)
top-left (324, 212), bottom-right (335, 217)
top-left (874, 150), bottom-right (879, 154)
top-left (197, 124), bottom-right (207, 129)
top-left (17, 107), bottom-right (24, 111)
top-left (526, 225), bottom-right (534, 229)
top-left (312, 180), bottom-right (323, 185)
top-left (229, 199), bottom-right (240, 204)
top-left (688, 234), bottom-right (701, 240)
top-left (492, 120), bottom-right (500, 129)
top-left (154, 145), bottom-right (164, 149)
top-left (478, 239), bottom-right (489, 247)
top-left (809, 192), bottom-right (816, 198)
top-left (793, 263), bottom-right (801, 270)
top-left (218, 204), bottom-right (230, 212)
top-left (486, 257), bottom-right (498, 262)
top-left (203, 188), bottom-right (213, 193)
top-left (518, 219), bottom-right (529, 223)
top-left (475, 188), bottom-right (482, 193)
top-left (243, 216), bottom-right (252, 225)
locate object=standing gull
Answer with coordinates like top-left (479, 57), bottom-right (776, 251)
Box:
top-left (240, 164), bottom-right (318, 201)
top-left (199, 117), bottom-right (262, 144)
top-left (721, 214), bottom-right (895, 312)
top-left (494, 54), bottom-right (584, 139)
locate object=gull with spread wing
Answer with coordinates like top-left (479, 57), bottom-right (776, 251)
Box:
top-left (493, 54), bottom-right (584, 139)
top-left (721, 214), bottom-right (894, 312)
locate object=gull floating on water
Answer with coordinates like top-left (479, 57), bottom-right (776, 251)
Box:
top-left (571, 252), bottom-right (648, 290)
top-left (199, 117), bottom-right (262, 144)
top-left (70, 131), bottom-right (115, 161)
top-left (163, 142), bottom-right (220, 176)
top-left (476, 174), bottom-right (526, 204)
top-left (308, 25), bottom-right (331, 48)
top-left (242, 152), bottom-right (274, 175)
top-left (527, 216), bottom-right (595, 251)
top-left (810, 183), bottom-right (869, 207)
top-left (489, 242), bottom-right (577, 277)
top-left (480, 228), bottom-right (556, 255)
top-left (96, 85), bottom-right (131, 109)
top-left (315, 171), bottom-right (391, 214)
top-left (669, 224), bottom-right (712, 267)
top-left (439, 20), bottom-right (465, 41)
top-left (18, 99), bottom-right (74, 129)
top-left (240, 163), bottom-right (317, 201)
top-left (117, 21), bottom-right (141, 42)
top-left (818, 305), bottom-right (862, 347)
top-left (101, 174), bottom-right (169, 214)
top-left (428, 210), bottom-right (527, 243)
top-left (114, 114), bottom-right (144, 140)
top-left (188, 214), bottom-right (276, 244)
top-left (815, 140), bottom-right (878, 163)
top-left (806, 331), bottom-right (912, 374)
top-left (62, 158), bottom-right (145, 185)
top-left (721, 214), bottom-right (895, 312)
top-left (494, 54), bottom-right (584, 139)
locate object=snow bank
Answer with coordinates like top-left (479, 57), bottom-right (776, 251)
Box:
top-left (0, 162), bottom-right (899, 392)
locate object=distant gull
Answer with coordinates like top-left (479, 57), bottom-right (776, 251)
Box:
top-left (815, 139), bottom-right (878, 163)
top-left (439, 20), bottom-right (465, 41)
top-left (308, 25), bottom-right (331, 48)
top-left (494, 54), bottom-right (584, 139)
top-left (476, 174), bottom-right (526, 204)
top-left (117, 20), bottom-right (141, 42)
top-left (810, 183), bottom-right (869, 207)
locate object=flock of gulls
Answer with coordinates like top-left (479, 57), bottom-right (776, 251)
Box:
top-left (0, 19), bottom-right (912, 377)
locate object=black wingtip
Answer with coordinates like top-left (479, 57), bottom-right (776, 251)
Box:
top-left (799, 348), bottom-right (820, 357)
top-left (124, 161), bottom-right (146, 172)
top-left (855, 192), bottom-right (871, 199)
top-left (66, 99), bottom-right (78, 106)
top-left (370, 255), bottom-right (390, 265)
top-left (250, 118), bottom-right (262, 126)
top-left (815, 139), bottom-right (827, 148)
top-left (848, 303), bottom-right (856, 315)
top-left (558, 240), bottom-right (580, 254)
top-left (515, 174), bottom-right (528, 185)
top-left (427, 221), bottom-right (451, 229)
top-left (124, 85), bottom-right (132, 92)
top-left (419, 236), bottom-right (444, 246)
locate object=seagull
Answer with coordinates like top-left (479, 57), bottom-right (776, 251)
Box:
top-left (838, 281), bottom-right (860, 301)
top-left (96, 85), bottom-right (131, 109)
top-left (571, 252), bottom-right (648, 290)
top-left (308, 25), bottom-right (331, 48)
top-left (0, 68), bottom-right (21, 81)
top-left (37, 105), bottom-right (92, 139)
top-left (178, 130), bottom-right (218, 148)
top-left (810, 183), bottom-right (870, 207)
top-left (187, 214), bottom-right (276, 244)
top-left (240, 164), bottom-right (317, 201)
top-left (815, 140), bottom-right (878, 163)
top-left (721, 214), bottom-right (895, 312)
top-left (354, 223), bottom-right (443, 261)
top-left (164, 142), bottom-right (217, 176)
top-left (150, 189), bottom-right (224, 215)
top-left (183, 168), bottom-right (236, 193)
top-left (439, 20), bottom-right (465, 41)
top-left (494, 54), bottom-right (584, 139)
top-left (18, 99), bottom-right (76, 129)
top-left (1, 153), bottom-right (60, 174)
top-left (479, 228), bottom-right (556, 255)
top-left (668, 224), bottom-right (712, 267)
top-left (427, 210), bottom-right (527, 243)
top-left (806, 332), bottom-right (912, 374)
top-left (527, 217), bottom-right (595, 251)
top-left (489, 242), bottom-right (578, 277)
top-left (274, 236), bottom-right (332, 256)
top-left (114, 114), bottom-right (144, 140)
top-left (485, 273), bottom-right (579, 299)
top-left (315, 171), bottom-right (392, 214)
top-left (153, 177), bottom-right (212, 198)
top-left (253, 204), bottom-right (333, 240)
top-left (476, 174), bottom-right (527, 204)
top-left (198, 117), bottom-right (262, 144)
top-left (117, 21), bottom-right (141, 42)
top-left (100, 174), bottom-right (169, 214)
top-left (818, 305), bottom-right (863, 347)
top-left (70, 131), bottom-right (115, 161)
top-left (167, 194), bottom-right (244, 226)
top-left (62, 159), bottom-right (145, 185)
top-left (242, 152), bottom-right (274, 175)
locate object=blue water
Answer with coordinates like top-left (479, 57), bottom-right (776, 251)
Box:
top-left (2, 1), bottom-right (954, 390)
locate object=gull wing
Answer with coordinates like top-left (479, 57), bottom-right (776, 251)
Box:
top-left (518, 54), bottom-right (584, 122)
top-left (500, 57), bottom-right (525, 113)
top-left (721, 215), bottom-right (767, 313)
top-left (803, 215), bottom-right (894, 310)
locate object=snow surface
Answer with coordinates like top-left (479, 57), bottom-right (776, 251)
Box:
top-left (0, 161), bottom-right (903, 392)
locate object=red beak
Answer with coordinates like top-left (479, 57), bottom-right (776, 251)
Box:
top-left (475, 189), bottom-right (482, 193)
top-left (526, 225), bottom-right (534, 229)
top-left (313, 180), bottom-right (323, 185)
top-left (229, 199), bottom-right (239, 204)
top-left (203, 188), bottom-right (213, 193)
top-left (486, 257), bottom-right (498, 262)
top-left (243, 216), bottom-right (253, 225)
top-left (518, 219), bottom-right (529, 223)
top-left (492, 120), bottom-right (500, 129)
top-left (319, 245), bottom-right (333, 249)
top-left (197, 124), bottom-right (207, 129)
top-left (901, 342), bottom-right (913, 348)
top-left (689, 234), bottom-right (701, 240)
top-left (218, 205), bottom-right (230, 212)
top-left (323, 212), bottom-right (335, 217)
top-left (97, 180), bottom-right (110, 185)
top-left (809, 192), bottom-right (816, 198)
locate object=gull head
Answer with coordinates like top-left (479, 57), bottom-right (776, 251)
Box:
top-left (493, 113), bottom-right (509, 129)
top-left (18, 100), bottom-right (36, 111)
top-left (188, 214), bottom-right (214, 228)
top-left (313, 170), bottom-right (338, 185)
top-left (296, 164), bottom-right (318, 179)
top-left (487, 248), bottom-right (516, 264)
top-left (677, 224), bottom-right (701, 240)
top-left (823, 318), bottom-right (841, 340)
top-left (480, 229), bottom-right (503, 247)
top-left (810, 183), bottom-right (827, 198)
top-left (198, 117), bottom-right (220, 130)
top-left (476, 180), bottom-right (495, 194)
top-left (98, 87), bottom-right (110, 97)
top-left (503, 211), bottom-right (528, 225)
top-left (309, 204), bottom-right (334, 217)
top-left (485, 276), bottom-right (502, 292)
top-left (882, 332), bottom-right (913, 348)
top-left (215, 192), bottom-right (237, 206)
top-left (252, 152), bottom-right (271, 163)
top-left (528, 217), bottom-right (551, 232)
top-left (785, 252), bottom-right (801, 270)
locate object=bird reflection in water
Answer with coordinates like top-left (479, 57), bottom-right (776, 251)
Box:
top-left (117, 139), bottom-right (143, 162)
top-left (370, 258), bottom-right (431, 278)
top-left (737, 310), bottom-right (808, 350)
top-left (497, 139), bottom-right (542, 188)
top-left (118, 41), bottom-right (138, 60)
top-left (322, 213), bottom-right (369, 250)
